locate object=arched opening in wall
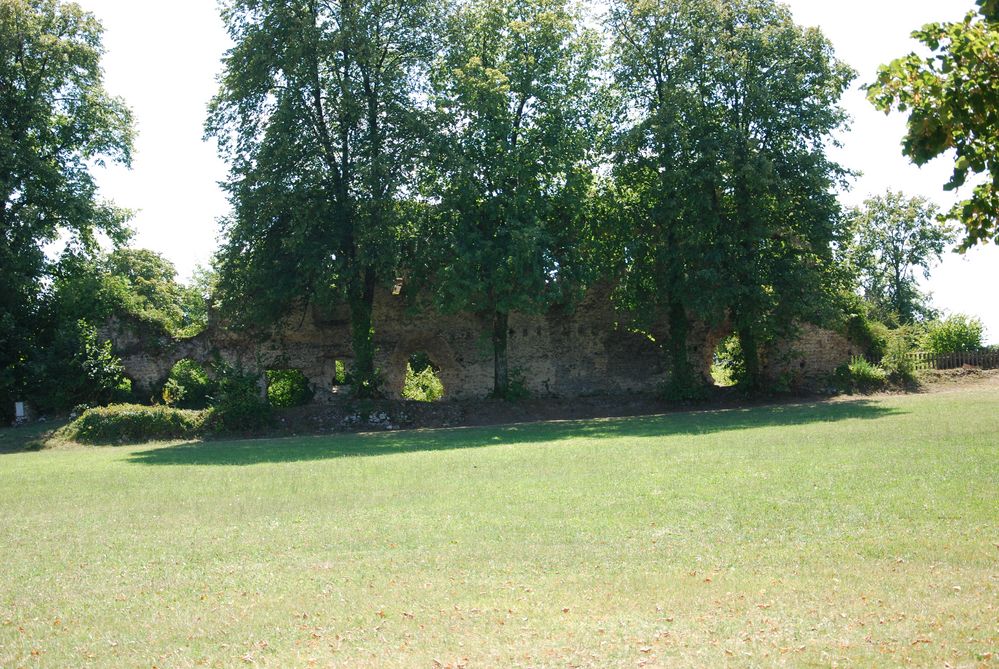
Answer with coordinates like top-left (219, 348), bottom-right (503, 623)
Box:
top-left (265, 368), bottom-right (314, 408)
top-left (710, 335), bottom-right (741, 388)
top-left (401, 351), bottom-right (445, 402)
top-left (163, 358), bottom-right (217, 409)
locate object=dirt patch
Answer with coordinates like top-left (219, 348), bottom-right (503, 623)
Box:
top-left (915, 367), bottom-right (999, 391)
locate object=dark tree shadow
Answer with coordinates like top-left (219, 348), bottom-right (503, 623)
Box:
top-left (127, 399), bottom-right (904, 467)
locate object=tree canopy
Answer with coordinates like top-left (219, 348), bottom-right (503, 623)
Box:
top-left (207, 0), bottom-right (442, 396)
top-left (0, 0), bottom-right (134, 418)
top-left (605, 0), bottom-right (731, 395)
top-left (200, 0), bottom-right (871, 399)
top-left (868, 0), bottom-right (999, 248)
top-left (844, 191), bottom-right (956, 325)
top-left (606, 0), bottom-right (854, 392)
top-left (424, 0), bottom-right (603, 396)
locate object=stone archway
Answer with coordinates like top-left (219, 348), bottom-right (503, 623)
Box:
top-left (383, 335), bottom-right (461, 400)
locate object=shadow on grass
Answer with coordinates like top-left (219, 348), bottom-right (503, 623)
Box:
top-left (0, 421), bottom-right (65, 454)
top-left (126, 399), bottom-right (904, 467)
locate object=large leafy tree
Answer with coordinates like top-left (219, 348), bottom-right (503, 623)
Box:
top-left (711, 0), bottom-right (853, 390)
top-left (425, 0), bottom-right (602, 397)
top-left (207, 0), bottom-right (440, 396)
top-left (868, 0), bottom-right (999, 248)
top-left (0, 0), bottom-right (133, 417)
top-left (24, 247), bottom-right (207, 412)
top-left (844, 191), bottom-right (956, 325)
top-left (605, 0), bottom-right (729, 396)
top-left (606, 0), bottom-right (853, 392)
top-left (48, 248), bottom-right (208, 338)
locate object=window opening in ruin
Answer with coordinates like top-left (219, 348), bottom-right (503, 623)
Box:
top-left (163, 359), bottom-right (215, 409)
top-left (711, 335), bottom-right (741, 387)
top-left (332, 360), bottom-right (349, 386)
top-left (402, 351), bottom-right (445, 402)
top-left (266, 368), bottom-right (314, 407)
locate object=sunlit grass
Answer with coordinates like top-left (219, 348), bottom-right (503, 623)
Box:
top-left (1, 388), bottom-right (996, 667)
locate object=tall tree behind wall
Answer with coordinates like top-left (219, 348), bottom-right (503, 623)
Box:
top-left (604, 0), bottom-right (853, 393)
top-left (844, 191), bottom-right (955, 326)
top-left (711, 0), bottom-right (854, 391)
top-left (424, 0), bottom-right (604, 397)
top-left (207, 0), bottom-right (441, 397)
top-left (605, 0), bottom-right (730, 398)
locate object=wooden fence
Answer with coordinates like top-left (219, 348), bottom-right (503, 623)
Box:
top-left (906, 350), bottom-right (999, 370)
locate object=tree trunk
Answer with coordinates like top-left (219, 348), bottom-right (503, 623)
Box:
top-left (665, 298), bottom-right (695, 398)
top-left (492, 309), bottom-right (509, 398)
top-left (349, 266), bottom-right (379, 397)
top-left (737, 324), bottom-right (762, 393)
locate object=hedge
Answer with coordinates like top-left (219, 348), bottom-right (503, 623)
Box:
top-left (64, 404), bottom-right (209, 445)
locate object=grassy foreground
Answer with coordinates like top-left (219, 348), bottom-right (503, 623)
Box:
top-left (0, 388), bottom-right (996, 668)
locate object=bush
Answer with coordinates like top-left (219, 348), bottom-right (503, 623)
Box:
top-left (163, 359), bottom-right (216, 409)
top-left (402, 363), bottom-right (445, 402)
top-left (64, 404), bottom-right (208, 445)
top-left (845, 311), bottom-right (889, 361)
top-left (711, 335), bottom-right (744, 388)
top-left (162, 378), bottom-right (187, 406)
top-left (920, 314), bottom-right (984, 353)
top-left (881, 328), bottom-right (917, 382)
top-left (834, 356), bottom-right (888, 394)
top-left (266, 369), bottom-right (313, 408)
top-left (208, 364), bottom-right (273, 433)
top-left (112, 377), bottom-right (134, 403)
top-left (28, 320), bottom-right (131, 412)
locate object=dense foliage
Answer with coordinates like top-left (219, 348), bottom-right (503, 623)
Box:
top-left (424, 0), bottom-right (603, 397)
top-left (920, 314), bottom-right (985, 353)
top-left (607, 0), bottom-right (854, 393)
top-left (868, 0), bottom-right (999, 247)
top-left (14, 247), bottom-right (208, 417)
top-left (14, 0), bottom-right (986, 417)
top-left (207, 0), bottom-right (443, 397)
top-left (201, 0), bottom-right (871, 398)
top-left (402, 354), bottom-right (445, 402)
top-left (207, 363), bottom-right (274, 433)
top-left (835, 356), bottom-right (889, 394)
top-left (163, 359), bottom-right (216, 409)
top-left (0, 0), bottom-right (134, 420)
top-left (266, 369), bottom-right (314, 408)
top-left (63, 404), bottom-right (208, 445)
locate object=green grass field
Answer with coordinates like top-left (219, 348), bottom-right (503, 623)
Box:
top-left (1, 386), bottom-right (997, 668)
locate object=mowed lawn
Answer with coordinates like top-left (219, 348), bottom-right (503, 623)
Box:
top-left (1, 388), bottom-right (997, 668)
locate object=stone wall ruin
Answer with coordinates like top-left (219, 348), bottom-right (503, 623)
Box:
top-left (103, 285), bottom-right (855, 401)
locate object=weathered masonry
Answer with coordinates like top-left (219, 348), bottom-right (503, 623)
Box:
top-left (103, 285), bottom-right (861, 400)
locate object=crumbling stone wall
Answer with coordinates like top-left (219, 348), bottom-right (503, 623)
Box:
top-left (762, 323), bottom-right (864, 389)
top-left (104, 287), bottom-right (853, 400)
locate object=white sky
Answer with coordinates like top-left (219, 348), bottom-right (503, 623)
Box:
top-left (77, 0), bottom-right (999, 343)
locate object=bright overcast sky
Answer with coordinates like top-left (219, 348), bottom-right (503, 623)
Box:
top-left (78, 0), bottom-right (999, 343)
